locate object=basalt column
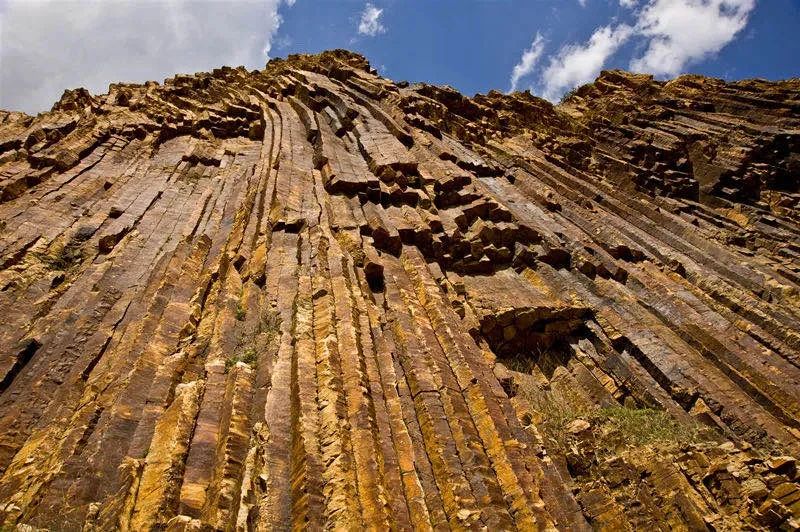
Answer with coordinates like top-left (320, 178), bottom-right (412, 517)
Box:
top-left (0, 50), bottom-right (799, 530)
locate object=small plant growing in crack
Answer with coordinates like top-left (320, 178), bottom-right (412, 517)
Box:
top-left (225, 347), bottom-right (258, 372)
top-left (235, 303), bottom-right (246, 321)
top-left (261, 309), bottom-right (282, 343)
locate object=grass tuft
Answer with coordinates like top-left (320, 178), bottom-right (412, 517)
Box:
top-left (519, 386), bottom-right (710, 450)
top-left (591, 406), bottom-right (703, 446)
top-left (502, 352), bottom-right (538, 374)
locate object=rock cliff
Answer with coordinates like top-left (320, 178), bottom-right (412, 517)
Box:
top-left (0, 49), bottom-right (798, 530)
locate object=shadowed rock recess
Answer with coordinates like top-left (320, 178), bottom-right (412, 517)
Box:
top-left (0, 50), bottom-right (799, 530)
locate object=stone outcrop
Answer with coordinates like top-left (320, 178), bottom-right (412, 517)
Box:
top-left (0, 49), bottom-right (798, 530)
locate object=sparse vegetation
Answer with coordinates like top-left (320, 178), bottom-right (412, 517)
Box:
top-left (334, 230), bottom-right (365, 267)
top-left (226, 309), bottom-right (281, 374)
top-left (33, 228), bottom-right (95, 272)
top-left (559, 83), bottom-right (591, 103)
top-left (261, 309), bottom-right (281, 341)
top-left (35, 239), bottom-right (84, 271)
top-left (499, 344), bottom-right (558, 376)
top-left (591, 406), bottom-right (705, 446)
top-left (225, 347), bottom-right (258, 372)
top-left (559, 85), bottom-right (585, 104)
top-left (502, 351), bottom-right (539, 374)
top-left (533, 393), bottom-right (710, 450)
top-left (503, 351), bottom-right (711, 451)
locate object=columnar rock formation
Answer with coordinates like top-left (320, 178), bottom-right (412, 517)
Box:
top-left (0, 50), bottom-right (798, 530)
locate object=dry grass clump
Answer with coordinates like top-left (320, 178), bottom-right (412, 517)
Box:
top-left (532, 392), bottom-right (710, 450)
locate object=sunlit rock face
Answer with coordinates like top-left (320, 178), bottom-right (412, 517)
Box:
top-left (0, 50), bottom-right (799, 530)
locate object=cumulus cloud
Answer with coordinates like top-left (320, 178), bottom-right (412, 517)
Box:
top-left (509, 33), bottom-right (546, 92)
top-left (540, 24), bottom-right (634, 101)
top-left (529, 0), bottom-right (756, 101)
top-left (630, 0), bottom-right (755, 76)
top-left (0, 0), bottom-right (295, 114)
top-left (357, 3), bottom-right (386, 36)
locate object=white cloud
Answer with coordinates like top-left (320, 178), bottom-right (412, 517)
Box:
top-left (630, 0), bottom-right (755, 76)
top-left (0, 0), bottom-right (295, 114)
top-left (540, 24), bottom-right (634, 101)
top-left (357, 3), bottom-right (386, 36)
top-left (509, 33), bottom-right (546, 92)
top-left (528, 0), bottom-right (755, 101)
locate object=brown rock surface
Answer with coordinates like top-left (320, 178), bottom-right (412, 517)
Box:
top-left (0, 49), bottom-right (798, 530)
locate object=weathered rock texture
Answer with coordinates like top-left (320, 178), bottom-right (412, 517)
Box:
top-left (0, 50), bottom-right (799, 530)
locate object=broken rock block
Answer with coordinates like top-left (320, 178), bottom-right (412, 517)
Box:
top-left (460, 268), bottom-right (589, 357)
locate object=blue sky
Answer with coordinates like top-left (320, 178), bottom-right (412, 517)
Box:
top-left (280, 0), bottom-right (799, 98)
top-left (1, 0), bottom-right (799, 113)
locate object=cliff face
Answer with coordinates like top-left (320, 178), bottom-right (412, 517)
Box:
top-left (0, 50), bottom-right (798, 530)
